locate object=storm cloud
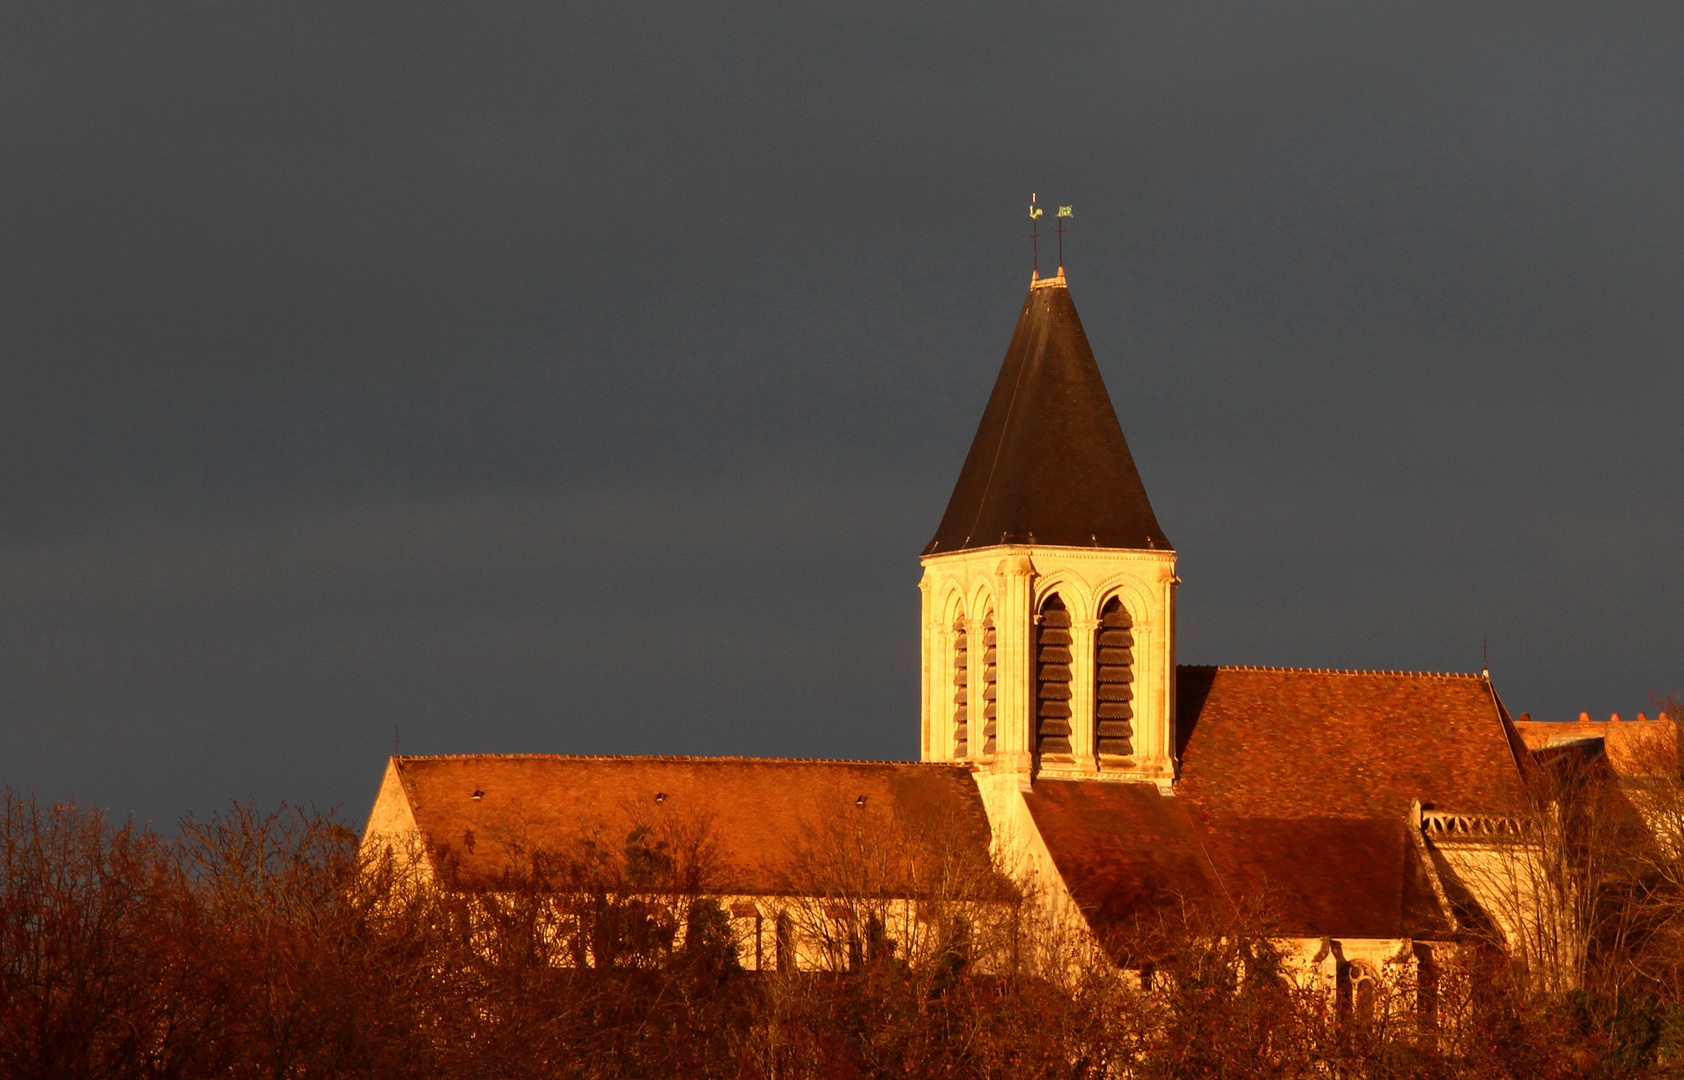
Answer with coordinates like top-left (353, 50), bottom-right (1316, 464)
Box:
top-left (0, 0), bottom-right (1679, 823)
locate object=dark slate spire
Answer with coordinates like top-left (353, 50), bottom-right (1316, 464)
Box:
top-left (924, 276), bottom-right (1169, 554)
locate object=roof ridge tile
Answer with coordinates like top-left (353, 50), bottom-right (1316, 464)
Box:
top-left (392, 753), bottom-right (960, 766)
top-left (1178, 664), bottom-right (1482, 680)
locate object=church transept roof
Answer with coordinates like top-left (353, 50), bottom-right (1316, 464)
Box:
top-left (1023, 666), bottom-right (1525, 942)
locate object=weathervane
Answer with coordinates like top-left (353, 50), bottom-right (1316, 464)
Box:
top-left (1056, 204), bottom-right (1073, 275)
top-left (1030, 194), bottom-right (1044, 276)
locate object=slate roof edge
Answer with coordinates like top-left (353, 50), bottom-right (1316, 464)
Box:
top-left (1483, 678), bottom-right (1536, 783)
top-left (922, 542), bottom-right (1178, 559)
top-left (1179, 664), bottom-right (1485, 679)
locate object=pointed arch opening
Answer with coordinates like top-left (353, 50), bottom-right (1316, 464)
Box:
top-left (1035, 594), bottom-right (1074, 759)
top-left (1095, 596), bottom-right (1134, 758)
top-left (980, 613), bottom-right (997, 757)
top-left (951, 611), bottom-right (969, 758)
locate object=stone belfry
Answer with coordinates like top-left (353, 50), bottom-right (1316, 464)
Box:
top-left (919, 268), bottom-right (1178, 792)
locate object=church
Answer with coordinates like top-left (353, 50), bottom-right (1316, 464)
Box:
top-left (362, 264), bottom-right (1669, 989)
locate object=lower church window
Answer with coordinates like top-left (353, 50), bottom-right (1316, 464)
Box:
top-left (1095, 597), bottom-right (1134, 758)
top-left (1036, 595), bottom-right (1074, 758)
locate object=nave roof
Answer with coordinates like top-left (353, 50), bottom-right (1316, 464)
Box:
top-left (377, 755), bottom-right (996, 898)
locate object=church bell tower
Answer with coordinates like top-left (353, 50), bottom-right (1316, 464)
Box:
top-left (919, 269), bottom-right (1178, 792)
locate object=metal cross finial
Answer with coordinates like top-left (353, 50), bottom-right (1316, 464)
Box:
top-left (1056, 205), bottom-right (1073, 275)
top-left (1030, 193), bottom-right (1044, 276)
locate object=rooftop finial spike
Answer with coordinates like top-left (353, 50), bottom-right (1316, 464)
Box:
top-left (1056, 205), bottom-right (1073, 278)
top-left (1029, 194), bottom-right (1044, 280)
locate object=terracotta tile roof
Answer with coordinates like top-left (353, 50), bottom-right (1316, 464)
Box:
top-left (1174, 666), bottom-right (1526, 819)
top-left (385, 755), bottom-right (993, 897)
top-left (1025, 782), bottom-right (1450, 940)
top-left (1021, 780), bottom-right (1222, 921)
top-left (923, 279), bottom-right (1167, 554)
top-left (1025, 666), bottom-right (1522, 941)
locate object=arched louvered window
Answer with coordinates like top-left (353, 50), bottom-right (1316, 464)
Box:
top-left (952, 614), bottom-right (969, 758)
top-left (980, 614), bottom-right (997, 756)
top-left (1095, 596), bottom-right (1134, 758)
top-left (1035, 595), bottom-right (1074, 758)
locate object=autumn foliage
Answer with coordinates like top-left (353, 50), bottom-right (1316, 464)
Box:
top-left (2, 785), bottom-right (1683, 1079)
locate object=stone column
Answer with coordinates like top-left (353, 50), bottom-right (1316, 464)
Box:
top-left (1070, 617), bottom-right (1099, 773)
top-left (1164, 568), bottom-right (1179, 774)
top-left (918, 569), bottom-right (933, 762)
top-left (1134, 563), bottom-right (1178, 779)
top-left (994, 553), bottom-right (1037, 784)
top-left (931, 618), bottom-right (953, 761)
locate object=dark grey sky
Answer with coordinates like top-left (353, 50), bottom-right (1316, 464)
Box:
top-left (2, 0), bottom-right (1680, 827)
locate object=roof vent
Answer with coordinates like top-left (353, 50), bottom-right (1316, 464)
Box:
top-left (655, 792), bottom-right (666, 803)
top-left (470, 790), bottom-right (484, 801)
top-left (855, 795), bottom-right (867, 807)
